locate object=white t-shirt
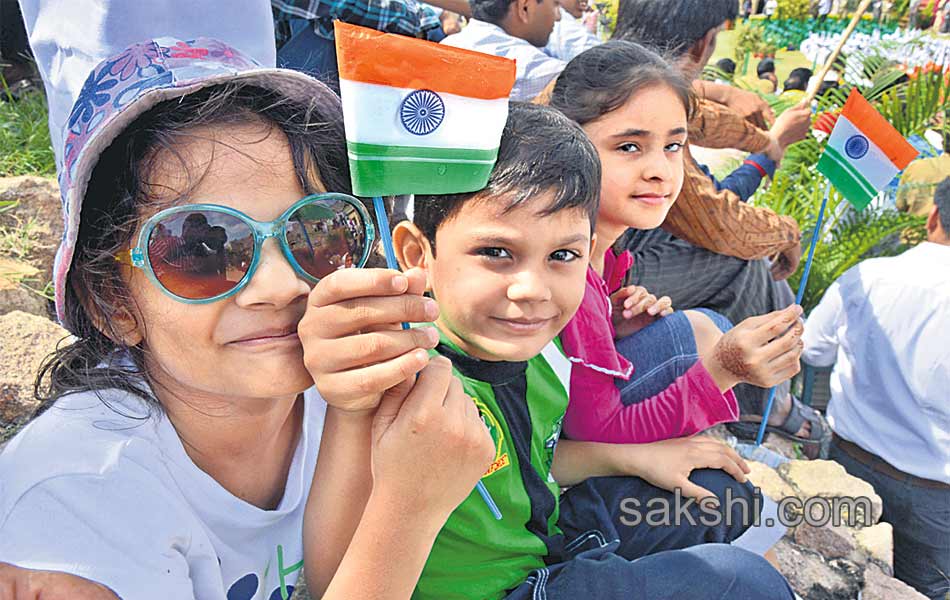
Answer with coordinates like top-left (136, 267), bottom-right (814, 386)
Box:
top-left (0, 386), bottom-right (327, 600)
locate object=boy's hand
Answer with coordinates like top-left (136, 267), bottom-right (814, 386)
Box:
top-left (765, 104), bottom-right (812, 164)
top-left (622, 437), bottom-right (751, 503)
top-left (371, 357), bottom-right (495, 521)
top-left (611, 285), bottom-right (673, 338)
top-left (706, 305), bottom-right (805, 391)
top-left (0, 562), bottom-right (118, 600)
top-left (770, 241), bottom-right (803, 281)
top-left (299, 268), bottom-right (441, 413)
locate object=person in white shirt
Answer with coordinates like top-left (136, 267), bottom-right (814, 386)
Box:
top-left (818, 0), bottom-right (832, 23)
top-left (441, 0), bottom-right (565, 101)
top-left (545, 5), bottom-right (600, 63)
top-left (764, 0), bottom-right (777, 18)
top-left (0, 38), bottom-right (494, 600)
top-left (802, 178), bottom-right (950, 600)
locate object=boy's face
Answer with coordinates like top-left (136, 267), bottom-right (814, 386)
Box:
top-left (408, 194), bottom-right (593, 362)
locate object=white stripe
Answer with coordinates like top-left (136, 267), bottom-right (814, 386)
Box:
top-left (340, 79), bottom-right (509, 150)
top-left (541, 342), bottom-right (572, 397)
top-left (827, 115), bottom-right (900, 192)
top-left (346, 152), bottom-right (495, 164)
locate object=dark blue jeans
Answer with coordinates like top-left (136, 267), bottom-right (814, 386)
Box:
top-left (504, 471), bottom-right (794, 599)
top-left (614, 309), bottom-right (732, 404)
top-left (831, 440), bottom-right (950, 600)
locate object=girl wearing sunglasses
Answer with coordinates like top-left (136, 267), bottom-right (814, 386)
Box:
top-left (0, 39), bottom-right (494, 600)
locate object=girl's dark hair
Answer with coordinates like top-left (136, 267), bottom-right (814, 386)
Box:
top-left (34, 82), bottom-right (352, 416)
top-left (549, 40), bottom-right (696, 127)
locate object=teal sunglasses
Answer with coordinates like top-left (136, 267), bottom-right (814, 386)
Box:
top-left (117, 193), bottom-right (376, 303)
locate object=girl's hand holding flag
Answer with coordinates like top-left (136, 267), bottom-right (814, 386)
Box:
top-left (756, 88), bottom-right (918, 446)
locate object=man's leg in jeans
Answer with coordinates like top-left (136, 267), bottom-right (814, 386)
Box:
top-left (557, 471), bottom-right (760, 559)
top-left (504, 543), bottom-right (795, 600)
top-left (831, 441), bottom-right (950, 600)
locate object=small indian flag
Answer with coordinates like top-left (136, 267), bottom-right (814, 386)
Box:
top-left (816, 89), bottom-right (918, 211)
top-left (334, 22), bottom-right (516, 197)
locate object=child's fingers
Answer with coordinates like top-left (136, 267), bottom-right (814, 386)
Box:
top-left (708, 450), bottom-right (749, 483)
top-left (316, 349), bottom-right (432, 411)
top-left (621, 286), bottom-right (649, 309)
top-left (679, 480), bottom-right (718, 504)
top-left (402, 267), bottom-right (429, 297)
top-left (312, 327), bottom-right (440, 374)
top-left (308, 294), bottom-right (440, 339)
top-left (623, 292), bottom-right (655, 317)
top-left (374, 376), bottom-right (417, 437)
top-left (760, 318), bottom-right (804, 362)
top-left (647, 296), bottom-right (672, 316)
top-left (751, 305), bottom-right (803, 345)
top-left (396, 356), bottom-right (456, 420)
top-left (309, 268), bottom-right (411, 308)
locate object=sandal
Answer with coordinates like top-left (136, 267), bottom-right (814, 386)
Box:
top-left (727, 396), bottom-right (832, 459)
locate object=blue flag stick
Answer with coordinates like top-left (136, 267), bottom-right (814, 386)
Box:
top-left (371, 196), bottom-right (503, 520)
top-left (755, 182), bottom-right (831, 446)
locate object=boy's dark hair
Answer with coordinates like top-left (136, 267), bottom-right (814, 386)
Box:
top-left (613, 0), bottom-right (737, 59)
top-left (549, 40), bottom-right (695, 127)
top-left (715, 58), bottom-right (736, 77)
top-left (35, 83), bottom-right (353, 415)
top-left (413, 103), bottom-right (600, 251)
top-left (783, 67), bottom-right (813, 91)
top-left (757, 58), bottom-right (776, 77)
top-left (935, 177), bottom-right (950, 234)
top-left (471, 0), bottom-right (540, 25)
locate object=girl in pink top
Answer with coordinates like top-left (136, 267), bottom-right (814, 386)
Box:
top-left (551, 42), bottom-right (806, 446)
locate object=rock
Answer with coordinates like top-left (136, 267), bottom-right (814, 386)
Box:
top-left (746, 460), bottom-right (796, 501)
top-left (793, 522), bottom-right (861, 563)
top-left (763, 433), bottom-right (803, 460)
top-left (855, 522), bottom-right (894, 572)
top-left (0, 285), bottom-right (50, 318)
top-left (862, 563), bottom-right (928, 600)
top-left (0, 256), bottom-right (49, 317)
top-left (0, 175), bottom-right (62, 292)
top-left (773, 538), bottom-right (862, 600)
top-left (778, 460), bottom-right (883, 525)
top-left (0, 310), bottom-right (68, 443)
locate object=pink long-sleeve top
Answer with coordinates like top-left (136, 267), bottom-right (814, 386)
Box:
top-left (559, 249), bottom-right (739, 443)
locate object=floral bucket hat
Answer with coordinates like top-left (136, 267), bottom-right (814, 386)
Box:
top-left (54, 37), bottom-right (340, 331)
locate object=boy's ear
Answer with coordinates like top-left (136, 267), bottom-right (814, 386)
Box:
top-left (392, 220), bottom-right (431, 274)
top-left (589, 232), bottom-right (598, 260)
top-left (513, 0), bottom-right (532, 24)
top-left (687, 29), bottom-right (717, 68)
top-left (926, 205), bottom-right (941, 238)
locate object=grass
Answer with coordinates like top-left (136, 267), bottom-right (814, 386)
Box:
top-left (0, 80), bottom-right (56, 178)
top-left (712, 28), bottom-right (816, 88)
top-left (0, 215), bottom-right (44, 259)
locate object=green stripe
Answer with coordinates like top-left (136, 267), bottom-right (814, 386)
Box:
top-left (823, 145), bottom-right (878, 197)
top-left (817, 147), bottom-right (876, 211)
top-left (349, 157), bottom-right (493, 196)
top-left (347, 141), bottom-right (498, 163)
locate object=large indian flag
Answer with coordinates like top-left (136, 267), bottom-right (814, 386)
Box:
top-left (816, 89), bottom-right (918, 211)
top-left (334, 22), bottom-right (516, 197)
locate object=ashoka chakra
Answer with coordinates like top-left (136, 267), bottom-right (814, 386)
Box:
top-left (400, 89), bottom-right (445, 136)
